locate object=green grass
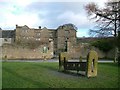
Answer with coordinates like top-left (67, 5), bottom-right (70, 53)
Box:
top-left (2, 62), bottom-right (119, 88)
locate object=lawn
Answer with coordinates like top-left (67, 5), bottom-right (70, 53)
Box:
top-left (2, 61), bottom-right (119, 88)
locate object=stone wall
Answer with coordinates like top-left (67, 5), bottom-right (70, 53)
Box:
top-left (1, 44), bottom-right (115, 60)
top-left (2, 47), bottom-right (53, 60)
top-left (2, 41), bottom-right (54, 60)
top-left (1, 39), bottom-right (115, 60)
top-left (67, 42), bottom-right (115, 59)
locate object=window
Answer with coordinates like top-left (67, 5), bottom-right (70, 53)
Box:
top-left (22, 30), bottom-right (28, 33)
top-left (37, 33), bottom-right (40, 36)
top-left (50, 33), bottom-right (52, 37)
top-left (65, 30), bottom-right (69, 37)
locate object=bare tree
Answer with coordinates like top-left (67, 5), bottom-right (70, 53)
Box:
top-left (118, 31), bottom-right (120, 64)
top-left (85, 0), bottom-right (120, 62)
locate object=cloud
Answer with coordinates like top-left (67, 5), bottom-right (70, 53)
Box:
top-left (0, 0), bottom-right (108, 37)
top-left (57, 11), bottom-right (93, 28)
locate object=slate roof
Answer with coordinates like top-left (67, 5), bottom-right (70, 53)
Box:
top-left (2, 30), bottom-right (15, 38)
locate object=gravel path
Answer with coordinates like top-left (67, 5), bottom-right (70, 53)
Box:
top-left (1, 59), bottom-right (114, 63)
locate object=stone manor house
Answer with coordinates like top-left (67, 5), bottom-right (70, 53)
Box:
top-left (1, 24), bottom-right (80, 59)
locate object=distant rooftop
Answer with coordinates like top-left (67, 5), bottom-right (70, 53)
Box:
top-left (2, 30), bottom-right (15, 38)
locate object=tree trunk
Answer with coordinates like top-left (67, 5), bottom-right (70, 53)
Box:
top-left (113, 10), bottom-right (117, 63)
top-left (114, 35), bottom-right (118, 63)
top-left (118, 2), bottom-right (120, 65)
top-left (118, 31), bottom-right (120, 65)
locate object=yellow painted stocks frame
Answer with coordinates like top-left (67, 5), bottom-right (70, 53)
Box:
top-left (59, 50), bottom-right (98, 78)
top-left (86, 50), bottom-right (98, 78)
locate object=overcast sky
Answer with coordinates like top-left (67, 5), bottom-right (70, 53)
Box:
top-left (0, 0), bottom-right (107, 37)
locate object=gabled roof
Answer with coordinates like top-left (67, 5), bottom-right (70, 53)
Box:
top-left (16, 25), bottom-right (29, 29)
top-left (2, 30), bottom-right (15, 38)
top-left (57, 24), bottom-right (77, 31)
top-left (42, 27), bottom-right (47, 30)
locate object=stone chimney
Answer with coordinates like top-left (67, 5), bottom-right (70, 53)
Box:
top-left (39, 26), bottom-right (41, 29)
top-left (16, 24), bottom-right (18, 27)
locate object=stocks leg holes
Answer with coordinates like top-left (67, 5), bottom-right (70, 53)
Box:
top-left (91, 59), bottom-right (95, 72)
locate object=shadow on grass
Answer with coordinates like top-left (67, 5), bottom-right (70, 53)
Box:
top-left (34, 63), bottom-right (86, 77)
top-left (32, 63), bottom-right (58, 71)
top-left (2, 67), bottom-right (48, 88)
top-left (61, 70), bottom-right (86, 77)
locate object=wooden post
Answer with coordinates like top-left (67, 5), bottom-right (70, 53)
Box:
top-left (79, 56), bottom-right (82, 62)
top-left (59, 52), bottom-right (68, 71)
